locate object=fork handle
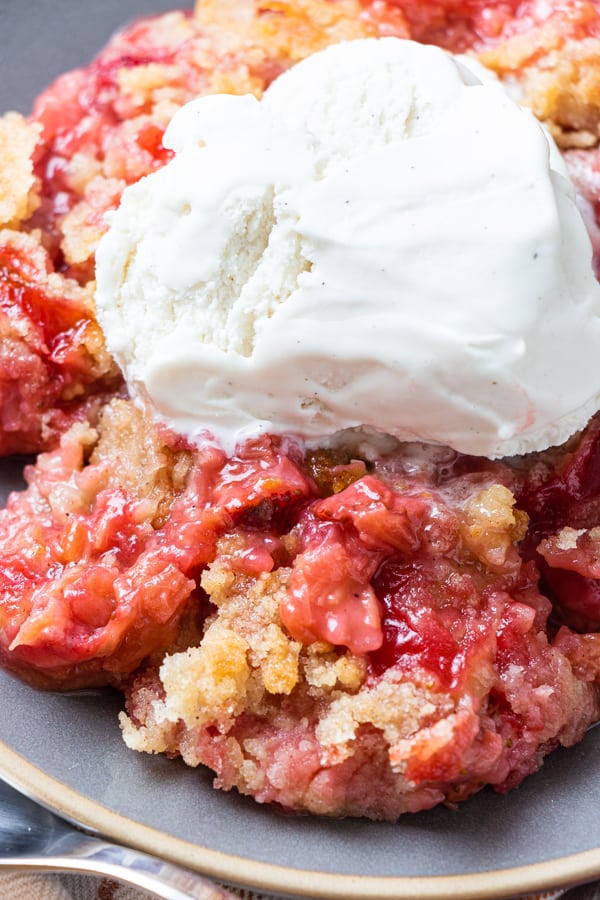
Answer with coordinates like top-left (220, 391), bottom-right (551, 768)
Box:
top-left (0, 841), bottom-right (239, 900)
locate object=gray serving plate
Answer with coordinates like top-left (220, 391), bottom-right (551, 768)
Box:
top-left (1, 3), bottom-right (600, 897)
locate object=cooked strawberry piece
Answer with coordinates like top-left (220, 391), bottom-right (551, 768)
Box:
top-left (0, 236), bottom-right (120, 455)
top-left (508, 417), bottom-right (600, 630)
top-left (214, 436), bottom-right (314, 529)
top-left (515, 416), bottom-right (600, 532)
top-left (367, 0), bottom-right (600, 52)
top-left (284, 511), bottom-right (384, 652)
top-left (371, 559), bottom-right (495, 688)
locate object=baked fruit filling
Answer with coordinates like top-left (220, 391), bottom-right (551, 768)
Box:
top-left (3, 396), bottom-right (600, 818)
top-left (3, 0), bottom-right (600, 820)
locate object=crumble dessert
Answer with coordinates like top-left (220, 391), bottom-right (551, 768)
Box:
top-left (3, 0), bottom-right (600, 821)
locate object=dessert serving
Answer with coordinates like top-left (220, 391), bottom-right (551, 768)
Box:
top-left (3, 0), bottom-right (600, 823)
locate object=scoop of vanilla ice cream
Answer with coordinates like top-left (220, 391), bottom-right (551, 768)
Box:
top-left (95, 37), bottom-right (600, 458)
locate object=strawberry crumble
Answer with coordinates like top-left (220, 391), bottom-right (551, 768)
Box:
top-left (3, 0), bottom-right (600, 821)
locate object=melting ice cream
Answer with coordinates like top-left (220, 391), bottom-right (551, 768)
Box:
top-left (95, 37), bottom-right (600, 458)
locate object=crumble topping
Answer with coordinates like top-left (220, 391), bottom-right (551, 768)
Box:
top-left (0, 113), bottom-right (41, 228)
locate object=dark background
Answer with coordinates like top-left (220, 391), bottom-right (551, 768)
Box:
top-left (0, 0), bottom-right (179, 114)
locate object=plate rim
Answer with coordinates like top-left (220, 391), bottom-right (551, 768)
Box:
top-left (0, 739), bottom-right (598, 899)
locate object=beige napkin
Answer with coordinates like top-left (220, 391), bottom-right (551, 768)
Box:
top-left (0, 873), bottom-right (590, 899)
top-left (0, 877), bottom-right (267, 900)
top-left (0, 874), bottom-right (267, 899)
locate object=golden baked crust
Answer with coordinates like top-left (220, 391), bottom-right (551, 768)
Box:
top-left (0, 113), bottom-right (41, 229)
top-left (477, 7), bottom-right (600, 148)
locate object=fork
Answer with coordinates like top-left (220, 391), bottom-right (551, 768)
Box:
top-left (0, 777), bottom-right (237, 899)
